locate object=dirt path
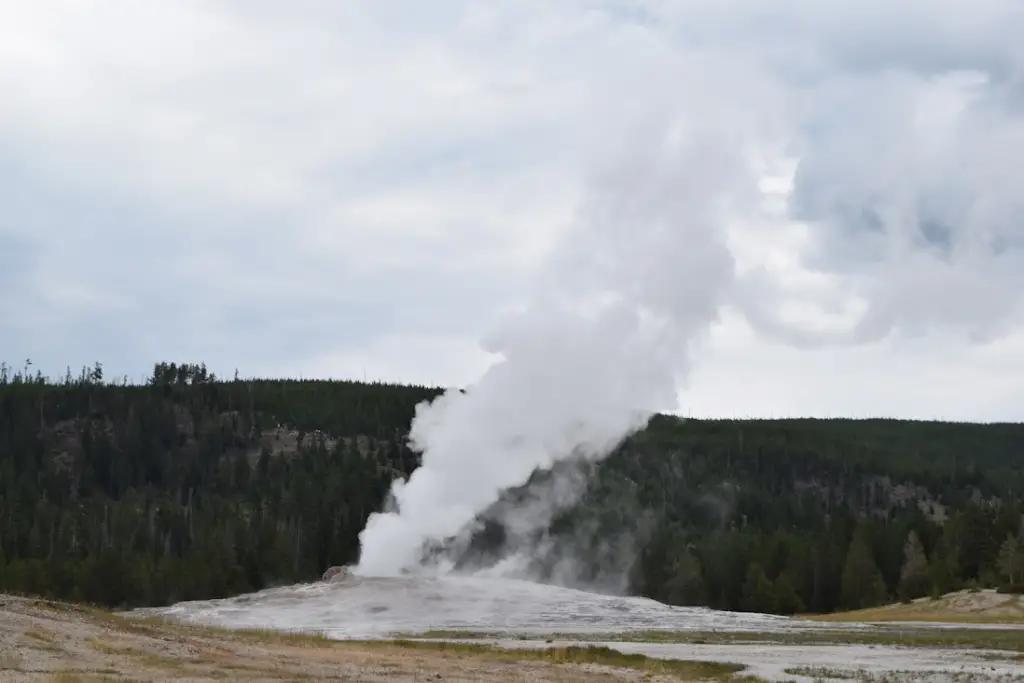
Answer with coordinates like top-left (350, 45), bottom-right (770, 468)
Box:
top-left (0, 594), bottom-right (685, 682)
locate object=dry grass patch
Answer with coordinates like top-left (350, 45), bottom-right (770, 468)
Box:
top-left (86, 635), bottom-right (182, 671)
top-left (1, 650), bottom-right (24, 670)
top-left (85, 635), bottom-right (120, 655)
top-left (110, 611), bottom-right (334, 647)
top-left (215, 625), bottom-right (334, 647)
top-left (21, 626), bottom-right (65, 655)
top-left (810, 608), bottom-right (1024, 625)
top-left (47, 675), bottom-right (135, 683)
top-left (25, 627), bottom-right (59, 643)
top-left (135, 651), bottom-right (186, 671)
top-left (809, 590), bottom-right (1024, 625)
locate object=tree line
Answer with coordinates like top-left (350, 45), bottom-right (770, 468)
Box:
top-left (0, 360), bottom-right (1021, 613)
top-left (602, 415), bottom-right (1024, 612)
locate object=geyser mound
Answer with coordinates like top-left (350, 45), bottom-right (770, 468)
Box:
top-left (133, 572), bottom-right (828, 639)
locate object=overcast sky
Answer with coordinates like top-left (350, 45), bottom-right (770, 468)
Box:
top-left (3, 1), bottom-right (1024, 421)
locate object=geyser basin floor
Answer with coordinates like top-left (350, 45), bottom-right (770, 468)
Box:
top-left (129, 575), bottom-right (1024, 682)
top-left (131, 574), bottom-right (843, 638)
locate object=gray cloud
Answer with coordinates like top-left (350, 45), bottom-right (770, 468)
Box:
top-left (1, 1), bottom-right (1023, 417)
top-left (0, 154), bottom-right (519, 380)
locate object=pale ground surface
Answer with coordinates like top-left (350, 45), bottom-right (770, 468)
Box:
top-left (131, 574), bottom-right (853, 637)
top-left (6, 580), bottom-right (1024, 682)
top-left (0, 594), bottom-right (680, 682)
top-left (479, 639), bottom-right (1023, 683)
top-left (131, 576), bottom-right (1023, 682)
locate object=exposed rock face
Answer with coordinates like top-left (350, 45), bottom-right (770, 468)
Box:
top-left (322, 566), bottom-right (351, 582)
top-left (248, 427), bottom-right (341, 461)
top-left (793, 475), bottom-right (963, 524)
top-left (44, 417), bottom-right (117, 472)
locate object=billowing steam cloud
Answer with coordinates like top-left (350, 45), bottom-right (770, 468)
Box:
top-left (356, 3), bottom-right (1024, 577)
top-left (355, 127), bottom-right (759, 576)
top-left (735, 70), bottom-right (1024, 347)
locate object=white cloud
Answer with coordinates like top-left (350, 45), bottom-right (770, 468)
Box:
top-left (1, 1), bottom-right (1023, 419)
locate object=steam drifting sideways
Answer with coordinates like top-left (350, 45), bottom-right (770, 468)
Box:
top-left (356, 5), bottom-right (1024, 578)
top-left (355, 129), bottom-right (759, 577)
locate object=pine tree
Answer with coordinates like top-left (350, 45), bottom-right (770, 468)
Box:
top-left (996, 534), bottom-right (1024, 588)
top-left (662, 552), bottom-right (708, 606)
top-left (928, 539), bottom-right (959, 597)
top-left (741, 563), bottom-right (777, 614)
top-left (773, 571), bottom-right (805, 615)
top-left (841, 530), bottom-right (888, 609)
top-left (898, 530), bottom-right (930, 601)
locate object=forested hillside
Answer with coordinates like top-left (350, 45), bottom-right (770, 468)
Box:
top-left (0, 360), bottom-right (1022, 615)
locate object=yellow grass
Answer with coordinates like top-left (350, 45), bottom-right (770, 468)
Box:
top-left (807, 591), bottom-right (1024, 624)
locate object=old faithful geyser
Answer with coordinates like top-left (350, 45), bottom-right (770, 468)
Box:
top-left (355, 129), bottom-right (756, 576)
top-left (356, 29), bottom-right (1024, 576)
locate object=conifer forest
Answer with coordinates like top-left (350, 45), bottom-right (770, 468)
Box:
top-left (1, 360), bottom-right (1022, 615)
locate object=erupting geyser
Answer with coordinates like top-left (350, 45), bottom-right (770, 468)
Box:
top-left (355, 60), bottom-right (1024, 580)
top-left (354, 129), bottom-right (757, 577)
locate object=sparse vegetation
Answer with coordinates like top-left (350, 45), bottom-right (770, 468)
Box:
top-left (812, 590), bottom-right (1024, 624)
top-left (24, 627), bottom-right (57, 642)
top-left (407, 625), bottom-right (1024, 652)
top-left (376, 639), bottom-right (746, 679)
top-left (0, 651), bottom-right (24, 670)
top-left (782, 671), bottom-right (1024, 683)
top-left (850, 673), bottom-right (1024, 683)
top-left (785, 666), bottom-right (859, 679)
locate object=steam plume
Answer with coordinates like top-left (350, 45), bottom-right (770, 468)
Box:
top-left (355, 127), bottom-right (757, 576)
top-left (356, 17), bottom-right (1024, 578)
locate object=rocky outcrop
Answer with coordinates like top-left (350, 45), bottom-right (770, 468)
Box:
top-left (43, 417), bottom-right (116, 472)
top-left (250, 426), bottom-right (340, 460)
